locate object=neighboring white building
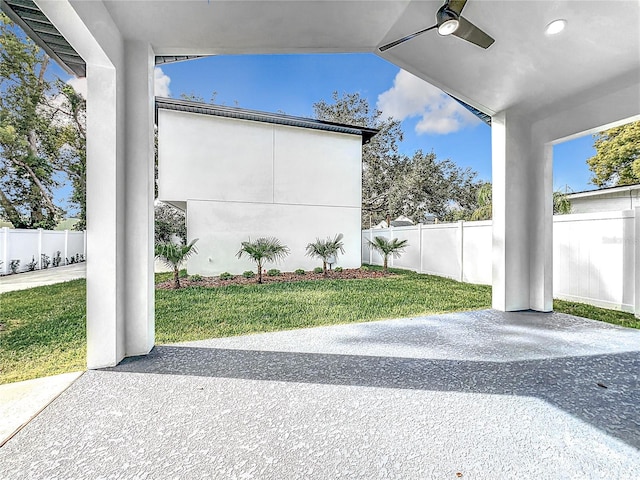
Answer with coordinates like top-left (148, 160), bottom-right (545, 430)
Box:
top-left (156, 98), bottom-right (377, 276)
top-left (373, 215), bottom-right (415, 229)
top-left (567, 184), bottom-right (640, 213)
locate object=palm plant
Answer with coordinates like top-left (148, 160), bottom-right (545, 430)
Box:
top-left (237, 237), bottom-right (290, 284)
top-left (305, 233), bottom-right (345, 276)
top-left (155, 238), bottom-right (199, 289)
top-left (471, 182), bottom-right (492, 221)
top-left (367, 236), bottom-right (408, 272)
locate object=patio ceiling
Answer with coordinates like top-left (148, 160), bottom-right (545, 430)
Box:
top-left (92, 0), bottom-right (639, 125)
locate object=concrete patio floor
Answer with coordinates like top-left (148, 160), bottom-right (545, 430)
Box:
top-left (1, 309), bottom-right (639, 479)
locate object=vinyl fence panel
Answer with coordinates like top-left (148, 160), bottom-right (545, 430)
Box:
top-left (0, 228), bottom-right (87, 275)
top-left (363, 209), bottom-right (639, 316)
top-left (553, 211), bottom-right (635, 313)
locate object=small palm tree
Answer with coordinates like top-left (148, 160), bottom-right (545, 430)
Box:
top-left (305, 233), bottom-right (345, 276)
top-left (155, 238), bottom-right (199, 289)
top-left (471, 182), bottom-right (492, 221)
top-left (237, 237), bottom-right (290, 284)
top-left (367, 236), bottom-right (408, 272)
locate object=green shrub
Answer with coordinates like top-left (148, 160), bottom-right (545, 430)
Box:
top-left (26, 256), bottom-right (37, 271)
top-left (179, 269), bottom-right (188, 278)
top-left (313, 266), bottom-right (323, 274)
top-left (9, 259), bottom-right (20, 274)
top-left (190, 274), bottom-right (203, 282)
top-left (219, 272), bottom-right (233, 280)
top-left (360, 265), bottom-right (370, 271)
top-left (335, 267), bottom-right (343, 273)
top-left (267, 268), bottom-right (281, 276)
top-left (294, 268), bottom-right (306, 275)
top-left (242, 270), bottom-right (255, 279)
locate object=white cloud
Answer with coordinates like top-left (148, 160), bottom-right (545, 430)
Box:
top-left (67, 76), bottom-right (87, 98)
top-left (154, 67), bottom-right (171, 97)
top-left (63, 67), bottom-right (171, 99)
top-left (377, 70), bottom-right (480, 135)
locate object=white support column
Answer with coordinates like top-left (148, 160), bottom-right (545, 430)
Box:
top-left (123, 40), bottom-right (155, 357)
top-left (37, 0), bottom-right (129, 368)
top-left (85, 63), bottom-right (126, 368)
top-left (492, 110), bottom-right (553, 312)
top-left (529, 140), bottom-right (554, 312)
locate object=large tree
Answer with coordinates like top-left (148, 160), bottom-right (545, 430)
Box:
top-left (0, 14), bottom-right (61, 228)
top-left (52, 81), bottom-right (87, 230)
top-left (0, 14), bottom-right (87, 230)
top-left (587, 121), bottom-right (640, 188)
top-left (388, 150), bottom-right (483, 222)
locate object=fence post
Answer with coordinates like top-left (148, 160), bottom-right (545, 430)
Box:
top-left (37, 228), bottom-right (43, 269)
top-left (83, 230), bottom-right (87, 260)
top-left (369, 229), bottom-right (373, 265)
top-left (1, 227), bottom-right (8, 275)
top-left (457, 220), bottom-right (464, 282)
top-left (635, 207), bottom-right (640, 319)
top-left (418, 223), bottom-right (423, 274)
top-left (64, 230), bottom-right (69, 265)
top-left (389, 226), bottom-right (394, 268)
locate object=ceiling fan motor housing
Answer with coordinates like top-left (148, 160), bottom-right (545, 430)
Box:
top-left (436, 5), bottom-right (460, 35)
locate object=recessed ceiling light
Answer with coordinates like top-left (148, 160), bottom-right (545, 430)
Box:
top-left (545, 19), bottom-right (567, 35)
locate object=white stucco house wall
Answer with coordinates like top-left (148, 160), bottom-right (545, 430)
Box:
top-left (567, 184), bottom-right (640, 213)
top-left (156, 97), bottom-right (377, 276)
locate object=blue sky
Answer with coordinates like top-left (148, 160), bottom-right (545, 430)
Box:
top-left (155, 53), bottom-right (597, 193)
top-left (50, 52), bottom-right (598, 214)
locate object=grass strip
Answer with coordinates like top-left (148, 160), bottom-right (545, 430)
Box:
top-left (1, 268), bottom-right (637, 384)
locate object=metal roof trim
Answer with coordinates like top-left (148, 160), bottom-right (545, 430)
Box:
top-left (567, 183), bottom-right (640, 198)
top-left (447, 94), bottom-right (492, 126)
top-left (155, 97), bottom-right (379, 144)
top-left (1, 0), bottom-right (86, 77)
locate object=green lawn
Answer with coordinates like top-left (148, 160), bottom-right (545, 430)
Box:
top-left (1, 268), bottom-right (637, 384)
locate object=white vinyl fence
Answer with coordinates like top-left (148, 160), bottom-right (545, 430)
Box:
top-left (0, 227), bottom-right (86, 275)
top-left (363, 208), bottom-right (640, 315)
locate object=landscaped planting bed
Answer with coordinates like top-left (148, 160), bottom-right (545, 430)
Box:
top-left (155, 267), bottom-right (389, 289)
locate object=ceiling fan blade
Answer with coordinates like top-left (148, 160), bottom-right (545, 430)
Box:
top-left (447, 0), bottom-right (468, 16)
top-left (452, 16), bottom-right (495, 49)
top-left (379, 24), bottom-right (437, 52)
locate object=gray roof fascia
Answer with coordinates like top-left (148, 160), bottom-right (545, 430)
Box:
top-left (1, 0), bottom-right (86, 77)
top-left (2, 0), bottom-right (205, 78)
top-left (155, 55), bottom-right (208, 65)
top-left (155, 97), bottom-right (380, 144)
top-left (567, 183), bottom-right (640, 198)
top-left (447, 94), bottom-right (492, 126)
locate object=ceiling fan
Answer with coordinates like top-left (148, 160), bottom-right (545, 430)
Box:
top-left (379, 0), bottom-right (495, 52)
